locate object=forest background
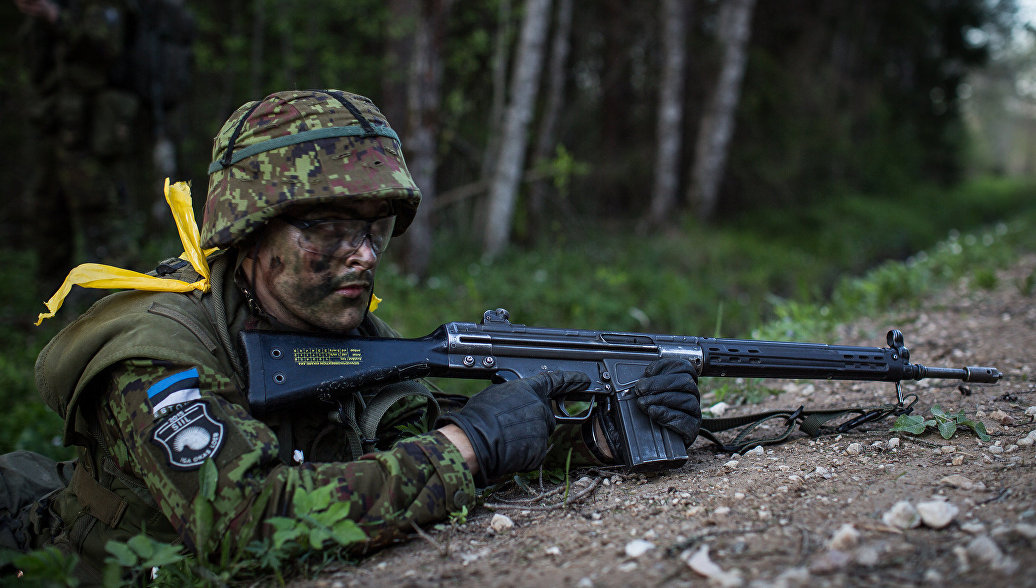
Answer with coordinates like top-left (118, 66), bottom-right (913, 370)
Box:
top-left (0, 0), bottom-right (1035, 459)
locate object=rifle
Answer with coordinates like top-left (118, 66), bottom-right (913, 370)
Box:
top-left (241, 308), bottom-right (1001, 471)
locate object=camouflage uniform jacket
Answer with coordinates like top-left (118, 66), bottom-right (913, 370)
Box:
top-left (34, 251), bottom-right (475, 574)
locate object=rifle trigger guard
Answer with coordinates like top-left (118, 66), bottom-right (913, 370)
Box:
top-left (554, 395), bottom-right (596, 423)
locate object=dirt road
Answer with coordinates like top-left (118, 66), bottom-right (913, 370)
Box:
top-left (304, 255), bottom-right (1036, 587)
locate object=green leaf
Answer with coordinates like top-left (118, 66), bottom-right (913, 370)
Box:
top-left (960, 419), bottom-right (992, 442)
top-left (930, 405), bottom-right (947, 418)
top-left (938, 420), bottom-right (957, 439)
top-left (272, 527), bottom-right (302, 551)
top-left (16, 546), bottom-right (81, 586)
top-left (331, 520), bottom-right (367, 546)
top-left (309, 527), bottom-right (331, 550)
top-left (323, 500), bottom-right (352, 521)
top-left (104, 541), bottom-right (139, 567)
top-left (891, 414), bottom-right (928, 435)
top-left (142, 543), bottom-right (185, 568)
top-left (199, 458), bottom-right (219, 502)
top-left (127, 533), bottom-right (158, 558)
top-left (310, 485), bottom-right (334, 511)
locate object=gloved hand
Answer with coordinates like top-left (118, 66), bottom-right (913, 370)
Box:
top-left (633, 357), bottom-right (702, 444)
top-left (437, 371), bottom-right (591, 486)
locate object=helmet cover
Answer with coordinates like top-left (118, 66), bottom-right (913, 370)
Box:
top-left (202, 89), bottom-right (421, 249)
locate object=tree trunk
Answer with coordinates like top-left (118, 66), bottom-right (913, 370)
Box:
top-left (528, 0), bottom-right (573, 225)
top-left (400, 0), bottom-right (449, 278)
top-left (483, 0), bottom-right (552, 259)
top-left (482, 0), bottom-right (513, 178)
top-left (645, 0), bottom-right (689, 228)
top-left (688, 0), bottom-right (755, 220)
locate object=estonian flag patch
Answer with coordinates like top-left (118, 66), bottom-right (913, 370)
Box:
top-left (147, 368), bottom-right (202, 416)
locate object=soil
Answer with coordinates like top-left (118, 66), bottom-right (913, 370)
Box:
top-left (302, 255), bottom-right (1036, 588)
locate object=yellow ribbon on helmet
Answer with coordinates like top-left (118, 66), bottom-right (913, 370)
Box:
top-left (36, 178), bottom-right (383, 324)
top-left (36, 179), bottom-right (215, 325)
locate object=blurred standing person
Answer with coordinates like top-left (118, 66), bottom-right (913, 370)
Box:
top-left (13, 0), bottom-right (193, 284)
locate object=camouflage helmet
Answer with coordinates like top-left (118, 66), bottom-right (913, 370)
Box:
top-left (202, 89), bottom-right (421, 249)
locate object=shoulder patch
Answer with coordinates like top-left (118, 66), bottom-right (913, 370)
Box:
top-left (148, 368), bottom-right (201, 416)
top-left (151, 401), bottom-right (224, 470)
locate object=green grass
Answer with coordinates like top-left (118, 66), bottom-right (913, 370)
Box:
top-left (375, 176), bottom-right (1036, 338)
top-left (1, 176), bottom-right (1034, 454)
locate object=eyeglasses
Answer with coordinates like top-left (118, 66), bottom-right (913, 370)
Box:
top-left (280, 215), bottom-right (396, 258)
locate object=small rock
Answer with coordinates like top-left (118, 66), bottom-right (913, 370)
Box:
top-left (952, 454), bottom-right (966, 466)
top-left (1014, 523), bottom-right (1036, 539)
top-left (988, 445), bottom-right (1004, 455)
top-left (714, 506), bottom-right (732, 516)
top-left (989, 409), bottom-right (1014, 425)
top-left (489, 513), bottom-right (514, 533)
top-left (809, 550), bottom-right (852, 574)
top-left (940, 474), bottom-right (987, 491)
top-left (773, 567), bottom-right (811, 588)
top-left (710, 402), bottom-right (731, 417)
top-left (459, 548), bottom-right (490, 565)
top-left (953, 545), bottom-right (971, 573)
top-left (744, 445), bottom-right (765, 457)
top-left (961, 522), bottom-right (986, 534)
top-left (682, 545), bottom-right (742, 586)
top-left (941, 445), bottom-right (956, 454)
top-left (846, 443), bottom-right (863, 456)
top-left (1016, 430), bottom-right (1036, 446)
top-left (854, 544), bottom-right (881, 566)
top-left (827, 524), bottom-right (860, 550)
top-left (917, 500), bottom-right (959, 529)
top-left (577, 578), bottom-right (594, 588)
top-left (882, 501), bottom-right (921, 529)
top-left (887, 437), bottom-right (901, 449)
top-left (625, 539), bottom-right (654, 558)
top-left (1025, 406), bottom-right (1036, 421)
top-left (924, 568), bottom-right (944, 583)
top-left (545, 545), bottom-right (562, 556)
top-left (725, 460), bottom-right (740, 469)
top-left (967, 535), bottom-right (1019, 574)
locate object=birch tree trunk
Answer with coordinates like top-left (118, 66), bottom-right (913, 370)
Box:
top-left (645, 0), bottom-right (689, 228)
top-left (528, 0), bottom-right (573, 223)
top-left (483, 0), bottom-right (552, 259)
top-left (688, 0), bottom-right (755, 220)
top-left (401, 0), bottom-right (449, 278)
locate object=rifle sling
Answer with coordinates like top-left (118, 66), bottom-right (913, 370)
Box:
top-left (335, 382), bottom-right (441, 461)
top-left (699, 396), bottom-right (917, 454)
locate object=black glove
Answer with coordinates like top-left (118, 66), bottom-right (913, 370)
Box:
top-left (632, 357), bottom-right (702, 444)
top-left (437, 371), bottom-right (591, 486)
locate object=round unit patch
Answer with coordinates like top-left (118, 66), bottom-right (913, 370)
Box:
top-left (152, 402), bottom-right (225, 470)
